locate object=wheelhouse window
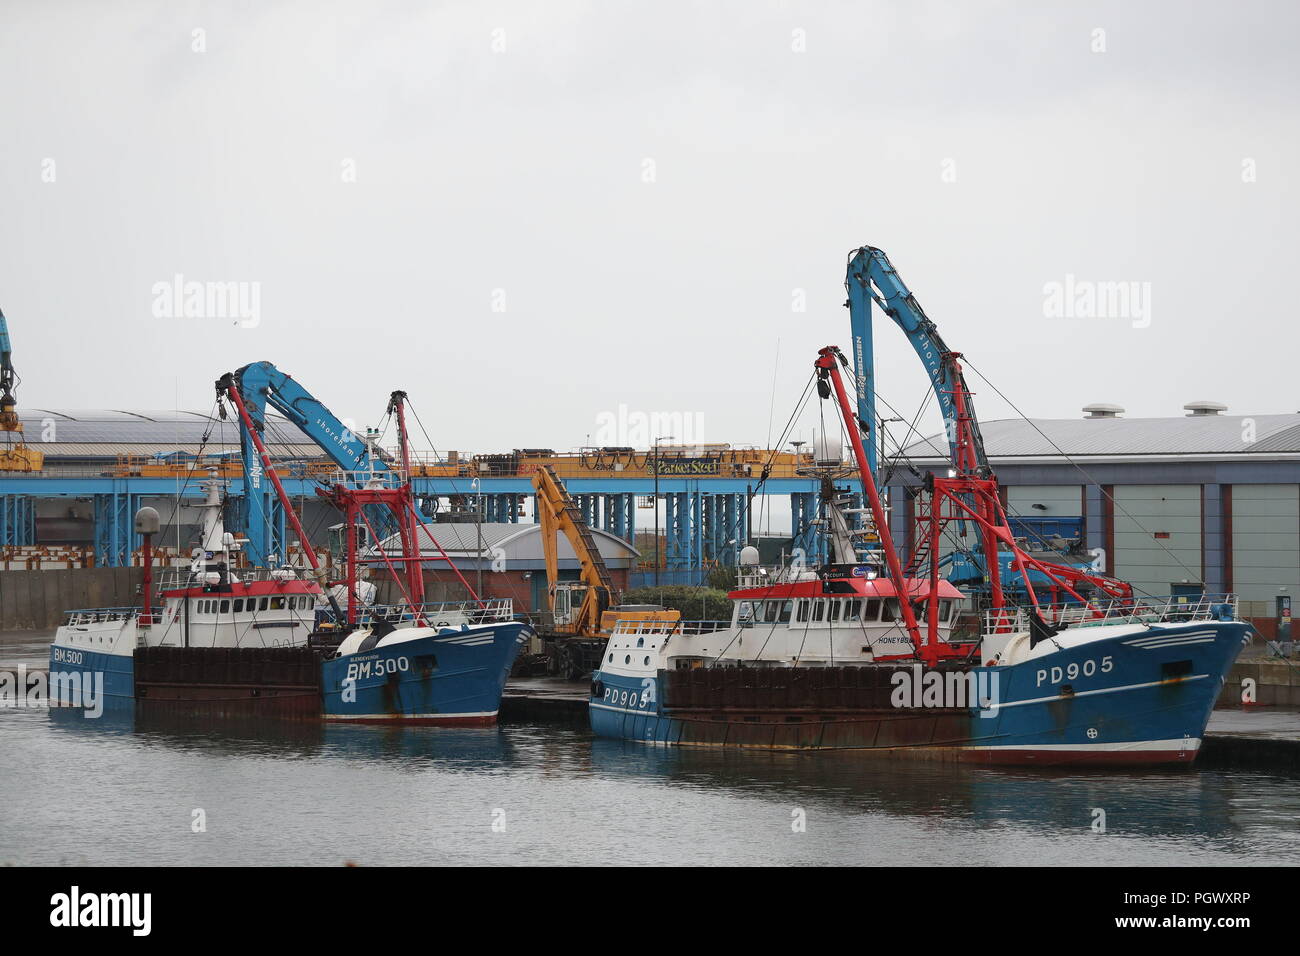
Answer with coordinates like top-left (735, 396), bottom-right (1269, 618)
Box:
top-left (811, 600), bottom-right (825, 623)
top-left (234, 599), bottom-right (244, 613)
top-left (827, 600), bottom-right (842, 622)
top-left (843, 599), bottom-right (863, 621)
top-left (864, 598), bottom-right (882, 621)
top-left (776, 600), bottom-right (793, 624)
top-left (735, 601), bottom-right (757, 627)
top-left (795, 600), bottom-right (810, 623)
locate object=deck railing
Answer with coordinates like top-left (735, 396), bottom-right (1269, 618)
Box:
top-left (62, 607), bottom-right (142, 625)
top-left (610, 618), bottom-right (729, 638)
top-left (151, 566), bottom-right (318, 593)
top-left (981, 593), bottom-right (1238, 636)
top-left (334, 598), bottom-right (515, 627)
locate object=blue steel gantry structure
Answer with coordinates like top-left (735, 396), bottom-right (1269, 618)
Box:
top-left (0, 470), bottom-right (830, 571)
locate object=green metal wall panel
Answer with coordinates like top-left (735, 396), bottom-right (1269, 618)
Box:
top-left (1113, 484), bottom-right (1202, 596)
top-left (1231, 484), bottom-right (1300, 604)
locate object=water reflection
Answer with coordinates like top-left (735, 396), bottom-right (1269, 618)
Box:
top-left (584, 738), bottom-right (1258, 839)
top-left (29, 709), bottom-right (1300, 864)
top-left (48, 706), bottom-right (521, 769)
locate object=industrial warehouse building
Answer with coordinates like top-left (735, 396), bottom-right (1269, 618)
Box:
top-left (897, 402), bottom-right (1300, 635)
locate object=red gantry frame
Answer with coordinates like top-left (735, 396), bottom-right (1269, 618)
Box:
top-left (815, 346), bottom-right (1132, 666)
top-left (223, 383), bottom-right (484, 631)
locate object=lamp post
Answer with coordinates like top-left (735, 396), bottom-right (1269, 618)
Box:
top-left (653, 435), bottom-right (673, 588)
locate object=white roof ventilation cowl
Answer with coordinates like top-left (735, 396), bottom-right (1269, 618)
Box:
top-left (1083, 403), bottom-right (1124, 419)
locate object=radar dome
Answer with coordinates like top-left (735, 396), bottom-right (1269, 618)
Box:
top-left (814, 431), bottom-right (843, 465)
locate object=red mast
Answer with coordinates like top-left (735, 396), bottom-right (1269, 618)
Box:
top-left (317, 390), bottom-right (486, 627)
top-left (816, 347), bottom-right (928, 661)
top-left (220, 379), bottom-right (484, 633)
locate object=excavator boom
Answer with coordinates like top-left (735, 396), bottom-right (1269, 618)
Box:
top-left (531, 464), bottom-right (678, 641)
top-left (532, 464), bottom-right (614, 635)
top-left (0, 307), bottom-right (44, 471)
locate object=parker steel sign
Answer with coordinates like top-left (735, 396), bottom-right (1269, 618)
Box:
top-left (648, 458), bottom-right (720, 476)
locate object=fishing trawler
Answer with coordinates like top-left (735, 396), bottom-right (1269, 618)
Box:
top-left (215, 375), bottom-right (529, 724)
top-left (47, 377), bottom-right (529, 724)
top-left (48, 476), bottom-right (325, 712)
top-left (588, 248), bottom-right (1249, 766)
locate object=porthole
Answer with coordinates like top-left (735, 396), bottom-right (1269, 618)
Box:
top-left (608, 654), bottom-right (613, 662)
top-left (637, 637), bottom-right (644, 648)
top-left (624, 654), bottom-right (631, 664)
top-left (643, 656), bottom-right (650, 665)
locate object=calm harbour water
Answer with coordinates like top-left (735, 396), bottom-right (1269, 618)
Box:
top-left (1, 707), bottom-right (1298, 866)
top-left (2, 631), bottom-right (1298, 866)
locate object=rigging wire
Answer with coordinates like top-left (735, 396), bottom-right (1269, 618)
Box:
top-left (961, 357), bottom-right (1206, 587)
top-left (157, 398), bottom-right (223, 548)
top-left (751, 371), bottom-right (818, 539)
top-left (835, 352), bottom-right (1174, 602)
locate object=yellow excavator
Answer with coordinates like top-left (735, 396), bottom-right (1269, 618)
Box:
top-left (0, 307), bottom-right (43, 472)
top-left (532, 464), bottom-right (678, 677)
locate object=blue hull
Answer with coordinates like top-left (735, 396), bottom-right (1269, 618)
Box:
top-left (48, 621), bottom-right (530, 724)
top-left (322, 622), bottom-right (529, 724)
top-left (46, 645), bottom-right (135, 714)
top-left (590, 621), bottom-right (1249, 766)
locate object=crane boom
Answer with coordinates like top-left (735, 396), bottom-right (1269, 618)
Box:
top-left (228, 361), bottom-right (387, 474)
top-left (840, 245), bottom-right (1132, 628)
top-left (845, 245), bottom-right (991, 478)
top-left (0, 306), bottom-right (44, 471)
top-left (532, 464), bottom-right (614, 635)
top-left (216, 362), bottom-right (392, 566)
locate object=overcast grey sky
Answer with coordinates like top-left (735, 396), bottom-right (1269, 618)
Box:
top-left (1, 0), bottom-right (1296, 454)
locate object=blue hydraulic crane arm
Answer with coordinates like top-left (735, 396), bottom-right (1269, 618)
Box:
top-left (214, 361), bottom-right (394, 566)
top-left (0, 307), bottom-right (16, 400)
top-left (844, 245), bottom-right (991, 477)
top-left (230, 361), bottom-right (388, 475)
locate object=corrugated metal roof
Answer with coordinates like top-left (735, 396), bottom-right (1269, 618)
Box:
top-left (16, 409), bottom-right (313, 446)
top-left (900, 413), bottom-right (1300, 460)
top-left (11, 443), bottom-right (322, 459)
top-left (372, 522), bottom-right (638, 566)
